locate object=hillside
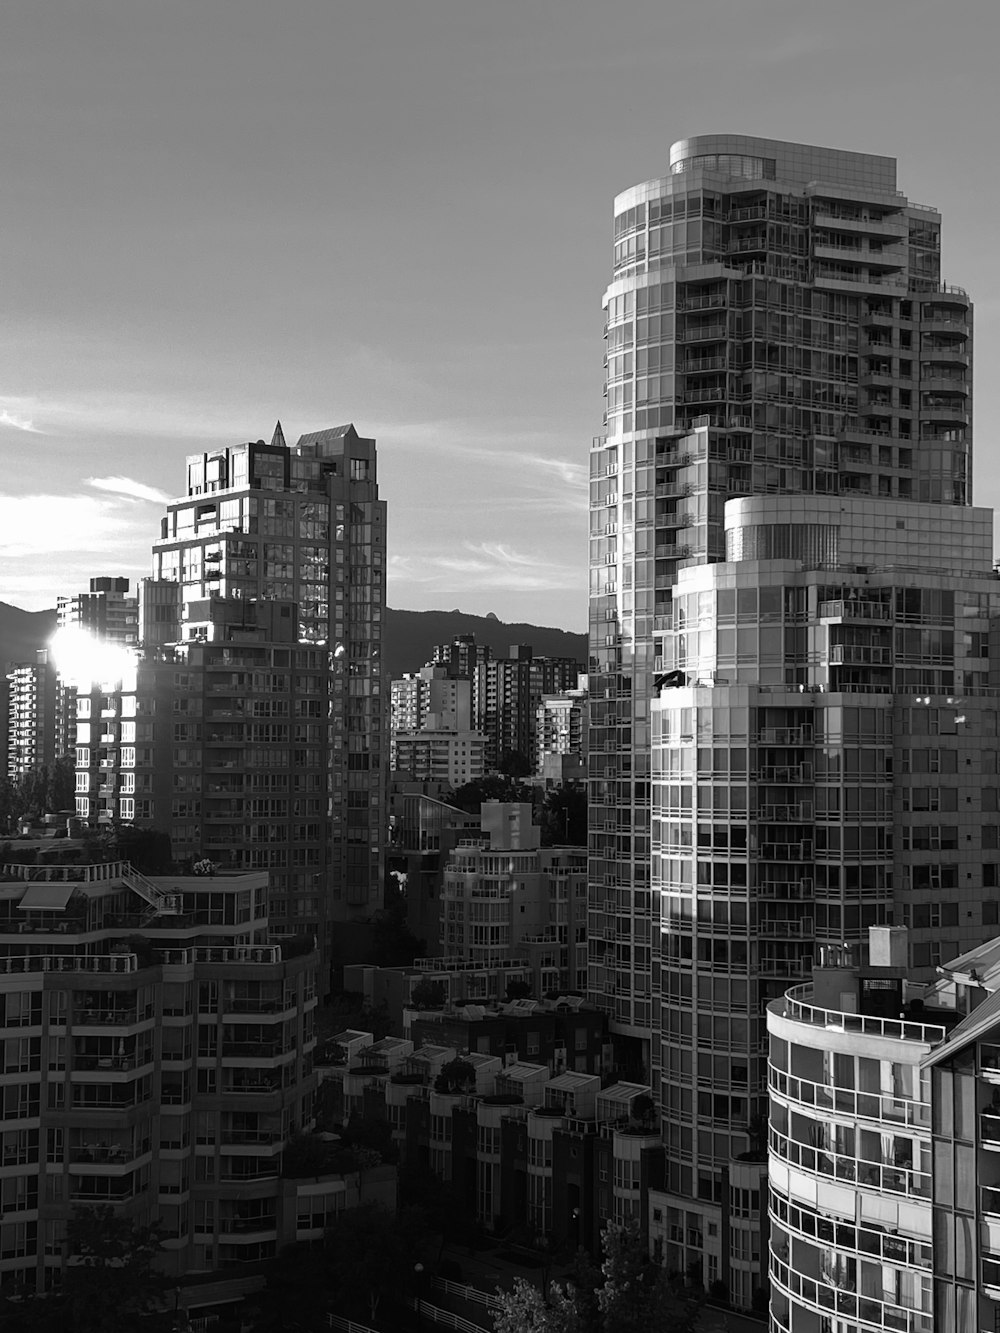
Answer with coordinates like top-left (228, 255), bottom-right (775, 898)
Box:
top-left (0, 602), bottom-right (58, 669)
top-left (382, 608), bottom-right (586, 679)
top-left (0, 601), bottom-right (586, 680)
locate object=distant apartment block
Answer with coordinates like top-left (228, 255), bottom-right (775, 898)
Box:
top-left (57, 577), bottom-right (138, 645)
top-left (535, 675), bottom-right (589, 783)
top-left (475, 646), bottom-right (582, 771)
top-left (435, 802), bottom-right (587, 995)
top-left (390, 665), bottom-right (486, 789)
top-left (6, 650), bottom-right (58, 783)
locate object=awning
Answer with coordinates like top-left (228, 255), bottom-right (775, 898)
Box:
top-left (18, 884), bottom-right (76, 911)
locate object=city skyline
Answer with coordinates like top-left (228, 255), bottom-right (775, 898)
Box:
top-left (2, 1), bottom-right (999, 631)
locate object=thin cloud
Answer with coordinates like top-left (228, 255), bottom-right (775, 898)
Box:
top-left (0, 493), bottom-right (138, 558)
top-left (0, 409), bottom-right (40, 433)
top-left (388, 542), bottom-right (579, 595)
top-left (88, 475), bottom-right (171, 504)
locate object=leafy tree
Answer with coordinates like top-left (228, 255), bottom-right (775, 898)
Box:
top-left (630, 1094), bottom-right (656, 1129)
top-left (326, 1205), bottom-right (417, 1323)
top-left (246, 1242), bottom-right (331, 1333)
top-left (57, 1205), bottom-right (174, 1332)
top-left (492, 1222), bottom-right (700, 1333)
top-left (410, 978), bottom-right (447, 1009)
top-left (371, 902), bottom-right (424, 967)
top-left (339, 1111), bottom-right (396, 1161)
top-left (540, 783), bottom-right (587, 846)
top-left (17, 765), bottom-right (48, 821)
top-left (492, 1277), bottom-right (578, 1333)
top-left (433, 1057), bottom-right (476, 1094)
top-left (46, 755), bottom-right (76, 813)
top-left (398, 1161), bottom-right (476, 1257)
top-left (316, 991), bottom-right (392, 1044)
top-left (499, 749), bottom-right (533, 779)
top-left (0, 777), bottom-right (26, 832)
top-left (115, 827), bottom-right (174, 874)
top-left (448, 774), bottom-right (533, 814)
top-left (597, 1220), bottom-right (701, 1333)
top-left (505, 978), bottom-right (533, 1001)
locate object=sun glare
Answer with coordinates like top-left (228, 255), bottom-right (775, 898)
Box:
top-left (50, 627), bottom-right (138, 688)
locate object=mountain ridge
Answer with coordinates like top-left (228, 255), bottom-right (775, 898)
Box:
top-left (0, 601), bottom-right (586, 680)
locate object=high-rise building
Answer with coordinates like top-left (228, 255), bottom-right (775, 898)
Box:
top-left (6, 650), bottom-right (59, 783)
top-left (54, 576), bottom-right (139, 756)
top-left (57, 577), bottom-right (138, 646)
top-left (535, 676), bottom-right (589, 784)
top-left (71, 423), bottom-right (386, 957)
top-left (430, 633), bottom-right (493, 680)
top-left (588, 136), bottom-right (984, 1304)
top-left (476, 646), bottom-right (582, 772)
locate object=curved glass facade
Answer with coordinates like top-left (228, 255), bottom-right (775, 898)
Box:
top-left (589, 136), bottom-right (981, 1307)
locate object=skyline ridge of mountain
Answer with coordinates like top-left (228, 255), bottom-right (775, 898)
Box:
top-left (0, 601), bottom-right (586, 680)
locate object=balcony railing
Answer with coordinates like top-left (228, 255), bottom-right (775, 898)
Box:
top-left (769, 1126), bottom-right (930, 1199)
top-left (769, 1065), bottom-right (930, 1129)
top-left (774, 987), bottom-right (947, 1045)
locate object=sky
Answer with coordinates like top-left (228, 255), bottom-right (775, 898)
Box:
top-left (1, 0), bottom-right (999, 632)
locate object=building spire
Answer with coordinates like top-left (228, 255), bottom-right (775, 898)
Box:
top-left (270, 420), bottom-right (286, 450)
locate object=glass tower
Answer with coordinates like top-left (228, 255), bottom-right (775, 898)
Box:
top-left (588, 136), bottom-right (989, 1305)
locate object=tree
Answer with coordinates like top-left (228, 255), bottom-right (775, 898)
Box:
top-left (316, 991), bottom-right (393, 1045)
top-left (410, 978), bottom-right (447, 1009)
top-left (0, 777), bottom-right (26, 833)
top-left (504, 978), bottom-right (533, 1002)
top-left (246, 1242), bottom-right (332, 1333)
top-left (326, 1205), bottom-right (417, 1323)
top-left (499, 749), bottom-right (533, 779)
top-left (630, 1094), bottom-right (656, 1130)
top-left (56, 1206), bottom-right (174, 1332)
top-left (433, 1057), bottom-right (476, 1094)
top-left (492, 1277), bottom-right (578, 1333)
top-left (46, 755), bottom-right (76, 813)
top-left (339, 1111), bottom-right (396, 1161)
top-left (371, 901), bottom-right (424, 967)
top-left (540, 783), bottom-right (587, 846)
top-left (115, 827), bottom-right (174, 874)
top-left (448, 774), bottom-right (533, 814)
top-left (597, 1220), bottom-right (701, 1333)
top-left (17, 765), bottom-right (48, 821)
top-left (491, 1222), bottom-right (700, 1333)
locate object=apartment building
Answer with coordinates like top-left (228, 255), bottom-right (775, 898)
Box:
top-left (317, 1010), bottom-right (650, 1250)
top-left (766, 927), bottom-right (1000, 1332)
top-left (437, 803), bottom-right (588, 995)
top-left (588, 135), bottom-right (984, 1305)
top-left (6, 651), bottom-right (59, 784)
top-left (69, 423), bottom-right (387, 954)
top-left (0, 855), bottom-right (392, 1321)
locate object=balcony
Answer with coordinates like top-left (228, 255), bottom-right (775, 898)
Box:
top-left (829, 645), bottom-right (893, 666)
top-left (677, 324), bottom-right (728, 343)
top-left (818, 599), bottom-right (892, 623)
top-left (920, 315), bottom-right (969, 338)
top-left (69, 1138), bottom-right (152, 1170)
top-left (772, 986), bottom-right (946, 1046)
